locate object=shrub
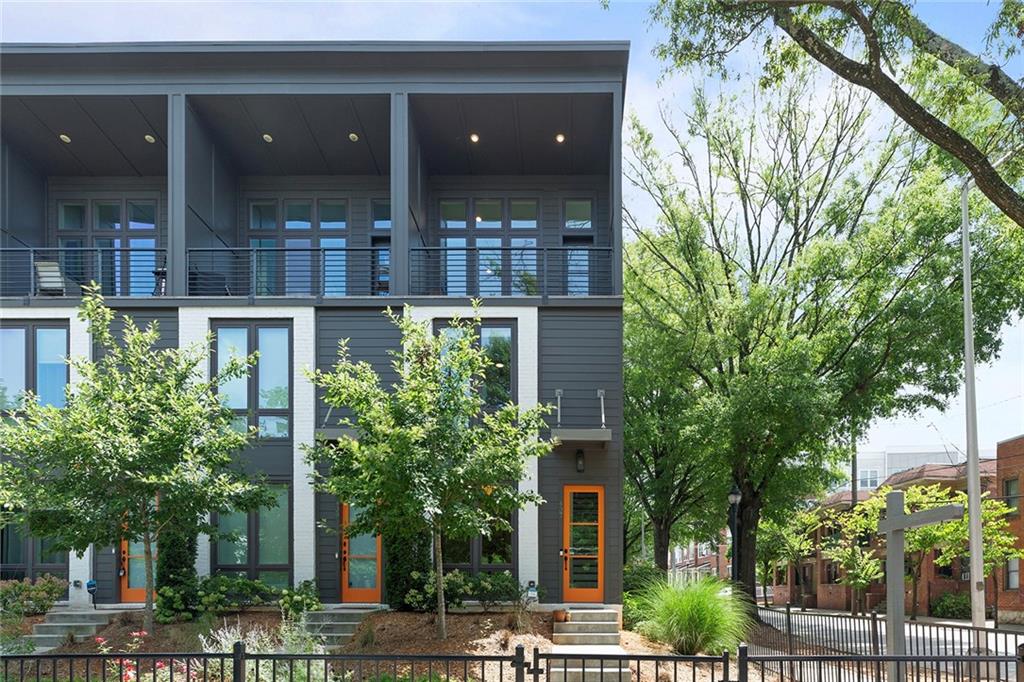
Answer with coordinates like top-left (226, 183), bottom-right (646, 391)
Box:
top-left (280, 580), bottom-right (322, 619)
top-left (156, 519), bottom-right (199, 608)
top-left (623, 561), bottom-right (665, 594)
top-left (0, 575), bottom-right (68, 615)
top-left (196, 574), bottom-right (280, 614)
top-left (622, 590), bottom-right (644, 631)
top-left (404, 570), bottom-right (472, 612)
top-left (384, 531), bottom-right (431, 610)
top-left (634, 577), bottom-right (752, 655)
top-left (470, 571), bottom-right (521, 611)
top-left (931, 591), bottom-right (971, 620)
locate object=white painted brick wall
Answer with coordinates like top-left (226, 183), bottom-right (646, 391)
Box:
top-left (410, 305), bottom-right (540, 588)
top-left (177, 306), bottom-right (317, 585)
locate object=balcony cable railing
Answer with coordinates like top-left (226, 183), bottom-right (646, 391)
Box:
top-left (410, 246), bottom-right (612, 297)
top-left (0, 247), bottom-right (167, 298)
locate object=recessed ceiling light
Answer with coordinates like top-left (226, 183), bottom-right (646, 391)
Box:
top-left (143, 134), bottom-right (156, 144)
top-left (262, 133), bottom-right (274, 143)
top-left (348, 132), bottom-right (359, 142)
top-left (469, 132), bottom-right (480, 144)
top-left (58, 133), bottom-right (72, 144)
top-left (476, 215), bottom-right (482, 223)
top-left (555, 133), bottom-right (566, 144)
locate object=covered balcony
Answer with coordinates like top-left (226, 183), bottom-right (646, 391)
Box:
top-left (407, 92), bottom-right (617, 298)
top-left (0, 95), bottom-right (168, 298)
top-left (184, 94), bottom-right (392, 297)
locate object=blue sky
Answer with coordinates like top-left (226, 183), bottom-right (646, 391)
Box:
top-left (2, 0), bottom-right (1022, 456)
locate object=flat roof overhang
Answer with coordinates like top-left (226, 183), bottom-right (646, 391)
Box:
top-left (0, 41), bottom-right (629, 92)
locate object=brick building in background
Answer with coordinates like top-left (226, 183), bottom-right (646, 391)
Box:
top-left (996, 434), bottom-right (1024, 622)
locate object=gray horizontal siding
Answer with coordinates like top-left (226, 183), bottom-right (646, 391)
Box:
top-left (539, 308), bottom-right (622, 432)
top-left (94, 308), bottom-right (179, 356)
top-left (538, 307), bottom-right (623, 604)
top-left (316, 308), bottom-right (401, 428)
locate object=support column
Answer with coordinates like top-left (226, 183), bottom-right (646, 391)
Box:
top-left (389, 92), bottom-right (410, 296)
top-left (610, 85), bottom-right (623, 296)
top-left (167, 93), bottom-right (187, 297)
top-left (67, 546), bottom-right (93, 608)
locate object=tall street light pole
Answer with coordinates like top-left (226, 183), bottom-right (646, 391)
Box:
top-left (728, 483), bottom-right (741, 584)
top-left (961, 150), bottom-right (1015, 646)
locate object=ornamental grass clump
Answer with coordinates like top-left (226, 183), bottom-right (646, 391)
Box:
top-left (635, 577), bottom-right (752, 655)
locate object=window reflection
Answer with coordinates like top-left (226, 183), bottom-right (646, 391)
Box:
top-left (481, 326), bottom-right (512, 408)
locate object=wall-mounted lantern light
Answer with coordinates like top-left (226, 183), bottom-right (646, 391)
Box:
top-left (575, 449), bottom-right (585, 473)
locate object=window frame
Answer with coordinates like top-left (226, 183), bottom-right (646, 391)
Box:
top-left (1008, 557), bottom-right (1020, 590)
top-left (0, 521), bottom-right (69, 582)
top-left (0, 320), bottom-right (70, 411)
top-left (442, 516), bottom-right (518, 578)
top-left (210, 320), bottom-right (293, 442)
top-left (432, 318), bottom-right (517, 406)
top-left (1004, 476), bottom-right (1021, 514)
top-left (211, 481), bottom-right (293, 587)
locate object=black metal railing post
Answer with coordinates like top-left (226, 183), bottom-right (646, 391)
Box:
top-left (530, 645), bottom-right (541, 682)
top-left (736, 645), bottom-right (747, 682)
top-left (785, 602), bottom-right (794, 654)
top-left (871, 611), bottom-right (881, 656)
top-left (231, 641), bottom-right (245, 682)
top-left (512, 645), bottom-right (526, 682)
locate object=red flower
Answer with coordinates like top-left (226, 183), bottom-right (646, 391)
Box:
top-left (94, 637), bottom-right (107, 644)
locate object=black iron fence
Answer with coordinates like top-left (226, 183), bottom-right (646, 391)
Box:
top-left (755, 605), bottom-right (1024, 659)
top-left (1, 248), bottom-right (168, 298)
top-left (3, 643), bottom-right (1023, 682)
top-left (410, 246), bottom-right (613, 297)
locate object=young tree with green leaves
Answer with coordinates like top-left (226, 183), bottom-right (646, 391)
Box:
top-left (625, 68), bottom-right (1024, 598)
top-left (820, 506), bottom-right (884, 615)
top-left (306, 305), bottom-right (554, 640)
top-left (643, 0), bottom-right (1024, 226)
top-left (0, 288), bottom-right (271, 631)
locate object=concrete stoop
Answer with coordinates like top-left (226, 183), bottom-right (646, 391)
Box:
top-left (28, 609), bottom-right (121, 653)
top-left (549, 609), bottom-right (625, 682)
top-left (302, 607), bottom-right (385, 649)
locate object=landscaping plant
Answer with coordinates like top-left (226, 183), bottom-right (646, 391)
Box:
top-left (307, 304), bottom-right (554, 639)
top-left (0, 575), bottom-right (66, 654)
top-left (0, 288), bottom-right (274, 631)
top-left (383, 530), bottom-right (431, 611)
top-left (931, 592), bottom-right (972, 620)
top-left (634, 577), bottom-right (753, 655)
top-left (280, 580), bottom-right (322, 620)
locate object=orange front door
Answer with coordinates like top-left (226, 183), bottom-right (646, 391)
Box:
top-left (341, 504), bottom-right (382, 603)
top-left (119, 539), bottom-right (149, 603)
top-left (562, 485), bottom-right (604, 603)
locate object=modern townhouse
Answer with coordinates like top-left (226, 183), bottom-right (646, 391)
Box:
top-left (0, 41), bottom-right (628, 609)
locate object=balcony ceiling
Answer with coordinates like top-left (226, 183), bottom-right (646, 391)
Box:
top-left (0, 95), bottom-right (167, 176)
top-left (189, 95), bottom-right (390, 176)
top-left (411, 93), bottom-right (612, 176)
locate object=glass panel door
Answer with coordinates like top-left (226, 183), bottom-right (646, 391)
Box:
top-left (120, 539), bottom-right (149, 603)
top-left (562, 485), bottom-right (604, 602)
top-left (341, 504), bottom-right (381, 603)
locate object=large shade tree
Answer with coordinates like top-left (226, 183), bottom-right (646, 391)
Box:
top-left (645, 0), bottom-right (1024, 227)
top-left (306, 305), bottom-right (553, 639)
top-left (625, 71), bottom-right (1024, 598)
top-left (0, 288), bottom-right (272, 631)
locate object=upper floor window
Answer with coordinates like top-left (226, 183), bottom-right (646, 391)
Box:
top-left (435, 320), bottom-right (515, 409)
top-left (474, 200), bottom-right (502, 229)
top-left (440, 200), bottom-right (468, 229)
top-left (438, 198), bottom-right (539, 233)
top-left (510, 200), bottom-right (538, 229)
top-left (564, 199), bottom-right (593, 230)
top-left (859, 469), bottom-right (879, 489)
top-left (0, 323), bottom-right (69, 410)
top-left (372, 200), bottom-right (391, 229)
top-left (1005, 477), bottom-right (1020, 511)
top-left (248, 199), bottom-right (349, 235)
top-left (213, 322), bottom-right (291, 439)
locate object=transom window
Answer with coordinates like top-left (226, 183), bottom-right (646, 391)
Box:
top-left (212, 322), bottom-right (291, 440)
top-left (0, 322), bottom-right (69, 410)
top-left (214, 483), bottom-right (290, 588)
top-left (564, 199), bottom-right (593, 230)
top-left (247, 198), bottom-right (349, 236)
top-left (437, 198), bottom-right (539, 233)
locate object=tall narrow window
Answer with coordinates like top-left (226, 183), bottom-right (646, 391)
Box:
top-left (322, 237), bottom-right (347, 297)
top-left (480, 325), bottom-right (513, 408)
top-left (477, 238), bottom-right (502, 296)
top-left (1009, 558), bottom-right (1020, 590)
top-left (510, 238), bottom-right (537, 295)
top-left (214, 323), bottom-right (290, 439)
top-left (372, 236), bottom-right (390, 296)
top-left (0, 328), bottom-right (26, 410)
top-left (1005, 478), bottom-right (1021, 511)
top-left (36, 328), bottom-right (68, 408)
top-left (284, 238), bottom-right (313, 296)
top-left (442, 237), bottom-right (467, 296)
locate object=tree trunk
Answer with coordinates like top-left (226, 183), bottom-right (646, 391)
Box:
top-left (734, 492), bottom-right (762, 601)
top-left (433, 529), bottom-right (446, 640)
top-left (760, 562), bottom-right (770, 607)
top-left (652, 520), bottom-right (671, 573)
top-left (142, 531), bottom-right (155, 633)
top-left (910, 568), bottom-right (920, 621)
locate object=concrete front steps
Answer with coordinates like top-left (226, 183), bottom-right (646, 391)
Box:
top-left (549, 609), bottom-right (626, 682)
top-left (28, 610), bottom-right (119, 652)
top-left (302, 606), bottom-right (384, 649)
